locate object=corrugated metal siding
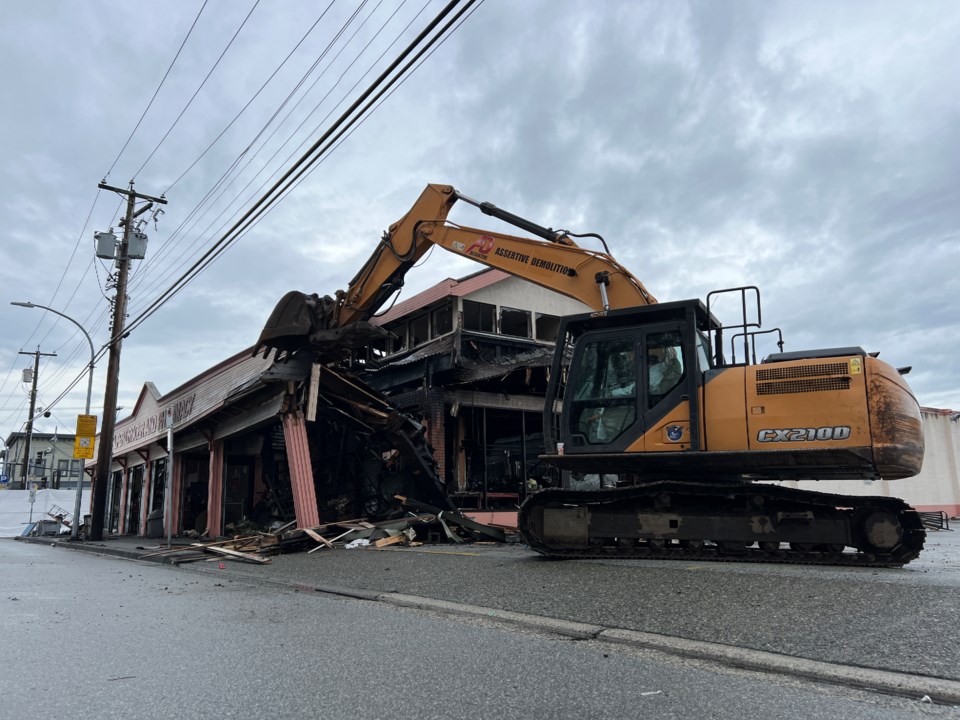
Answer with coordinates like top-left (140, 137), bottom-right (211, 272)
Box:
top-left (283, 412), bottom-right (320, 529)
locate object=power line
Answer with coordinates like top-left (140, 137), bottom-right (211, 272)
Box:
top-left (129, 0), bottom-right (395, 306)
top-left (133, 0), bottom-right (260, 178)
top-left (8, 0), bottom-right (481, 427)
top-left (123, 0), bottom-right (477, 337)
top-left (127, 0), bottom-right (354, 302)
top-left (125, 0), bottom-right (421, 311)
top-left (104, 0), bottom-right (209, 179)
top-left (159, 0), bottom-right (340, 197)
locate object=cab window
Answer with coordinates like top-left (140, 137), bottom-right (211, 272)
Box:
top-left (569, 337), bottom-right (637, 445)
top-left (646, 331), bottom-right (685, 408)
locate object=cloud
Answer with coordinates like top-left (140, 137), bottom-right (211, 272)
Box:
top-left (1, 0), bottom-right (958, 440)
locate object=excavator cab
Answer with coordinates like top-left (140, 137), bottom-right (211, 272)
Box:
top-left (544, 298), bottom-right (718, 482)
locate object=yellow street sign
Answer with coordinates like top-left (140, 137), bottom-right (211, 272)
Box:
top-left (75, 414), bottom-right (98, 436)
top-left (74, 414), bottom-right (97, 459)
top-left (73, 436), bottom-right (94, 460)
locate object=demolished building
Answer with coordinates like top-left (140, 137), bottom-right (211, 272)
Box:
top-left (85, 268), bottom-right (591, 537)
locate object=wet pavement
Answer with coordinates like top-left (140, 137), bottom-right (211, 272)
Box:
top-left (15, 527), bottom-right (960, 681)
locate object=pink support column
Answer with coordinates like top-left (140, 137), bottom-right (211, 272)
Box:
top-left (207, 441), bottom-right (224, 537)
top-left (118, 468), bottom-right (129, 535)
top-left (139, 461), bottom-right (152, 537)
top-left (282, 411), bottom-right (320, 529)
top-left (168, 454), bottom-right (183, 536)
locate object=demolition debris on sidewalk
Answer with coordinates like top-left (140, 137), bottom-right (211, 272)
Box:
top-left (142, 497), bottom-right (510, 565)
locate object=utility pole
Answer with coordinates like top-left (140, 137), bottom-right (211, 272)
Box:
top-left (89, 182), bottom-right (167, 541)
top-left (18, 349), bottom-right (57, 489)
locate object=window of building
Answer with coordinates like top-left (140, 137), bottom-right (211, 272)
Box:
top-left (150, 459), bottom-right (167, 512)
top-left (389, 323), bottom-right (407, 353)
top-left (500, 307), bottom-right (531, 338)
top-left (410, 314), bottom-right (430, 346)
top-left (463, 300), bottom-right (495, 333)
top-left (535, 313), bottom-right (561, 342)
top-left (431, 302), bottom-right (453, 337)
top-left (366, 337), bottom-right (391, 362)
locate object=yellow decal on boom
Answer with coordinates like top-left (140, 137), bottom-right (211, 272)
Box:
top-left (849, 357), bottom-right (862, 375)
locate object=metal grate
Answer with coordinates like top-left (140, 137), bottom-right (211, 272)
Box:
top-left (918, 511), bottom-right (951, 531)
top-left (757, 377), bottom-right (851, 395)
top-left (756, 362), bottom-right (848, 381)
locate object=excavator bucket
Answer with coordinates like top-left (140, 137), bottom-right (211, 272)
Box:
top-left (255, 291), bottom-right (323, 357)
top-left (256, 290), bottom-right (394, 360)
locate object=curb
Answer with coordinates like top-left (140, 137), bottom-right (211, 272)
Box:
top-left (376, 593), bottom-right (960, 705)
top-left (16, 535), bottom-right (148, 562)
top-left (598, 628), bottom-right (960, 706)
top-left (381, 593), bottom-right (606, 639)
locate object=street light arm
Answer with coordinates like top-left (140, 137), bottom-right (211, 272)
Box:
top-left (11, 300), bottom-right (97, 540)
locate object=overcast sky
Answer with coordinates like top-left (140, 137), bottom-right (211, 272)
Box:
top-left (1, 0), bottom-right (958, 441)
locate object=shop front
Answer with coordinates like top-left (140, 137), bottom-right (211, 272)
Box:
top-left (88, 349), bottom-right (297, 539)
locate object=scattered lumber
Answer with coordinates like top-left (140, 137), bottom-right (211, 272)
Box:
top-left (190, 543), bottom-right (271, 564)
top-left (141, 535), bottom-right (274, 563)
top-left (140, 494), bottom-right (509, 565)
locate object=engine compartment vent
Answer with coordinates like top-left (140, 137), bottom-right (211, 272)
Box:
top-left (756, 362), bottom-right (848, 381)
top-left (757, 377), bottom-right (851, 395)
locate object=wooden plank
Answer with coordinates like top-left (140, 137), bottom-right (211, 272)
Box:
top-left (140, 545), bottom-right (197, 557)
top-left (303, 528), bottom-right (334, 548)
top-left (190, 543), bottom-right (271, 564)
top-left (306, 363), bottom-right (321, 422)
top-left (374, 535), bottom-right (407, 548)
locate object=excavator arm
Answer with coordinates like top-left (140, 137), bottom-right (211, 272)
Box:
top-left (255, 184), bottom-right (655, 359)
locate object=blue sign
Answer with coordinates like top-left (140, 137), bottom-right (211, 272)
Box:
top-left (0, 474), bottom-right (8, 484)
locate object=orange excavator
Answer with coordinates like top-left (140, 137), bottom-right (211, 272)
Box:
top-left (256, 184), bottom-right (925, 566)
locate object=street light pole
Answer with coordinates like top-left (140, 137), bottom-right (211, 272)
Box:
top-left (11, 301), bottom-right (95, 539)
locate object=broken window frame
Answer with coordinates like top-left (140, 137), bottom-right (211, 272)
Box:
top-left (500, 306), bottom-right (532, 338)
top-left (535, 313), bottom-right (561, 342)
top-left (410, 313), bottom-right (430, 347)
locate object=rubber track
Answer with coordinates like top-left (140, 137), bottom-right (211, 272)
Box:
top-left (518, 482), bottom-right (926, 568)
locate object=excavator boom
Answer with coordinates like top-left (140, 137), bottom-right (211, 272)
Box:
top-left (255, 184), bottom-right (655, 360)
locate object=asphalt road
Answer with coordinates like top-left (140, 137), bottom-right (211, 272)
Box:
top-left (164, 529), bottom-right (960, 682)
top-left (2, 541), bottom-right (953, 719)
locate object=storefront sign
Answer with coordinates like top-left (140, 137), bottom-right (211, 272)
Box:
top-left (113, 393), bottom-right (196, 448)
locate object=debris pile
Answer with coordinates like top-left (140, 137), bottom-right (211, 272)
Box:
top-left (143, 498), bottom-right (509, 565)
top-left (141, 533), bottom-right (282, 565)
top-left (296, 505), bottom-right (507, 554)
